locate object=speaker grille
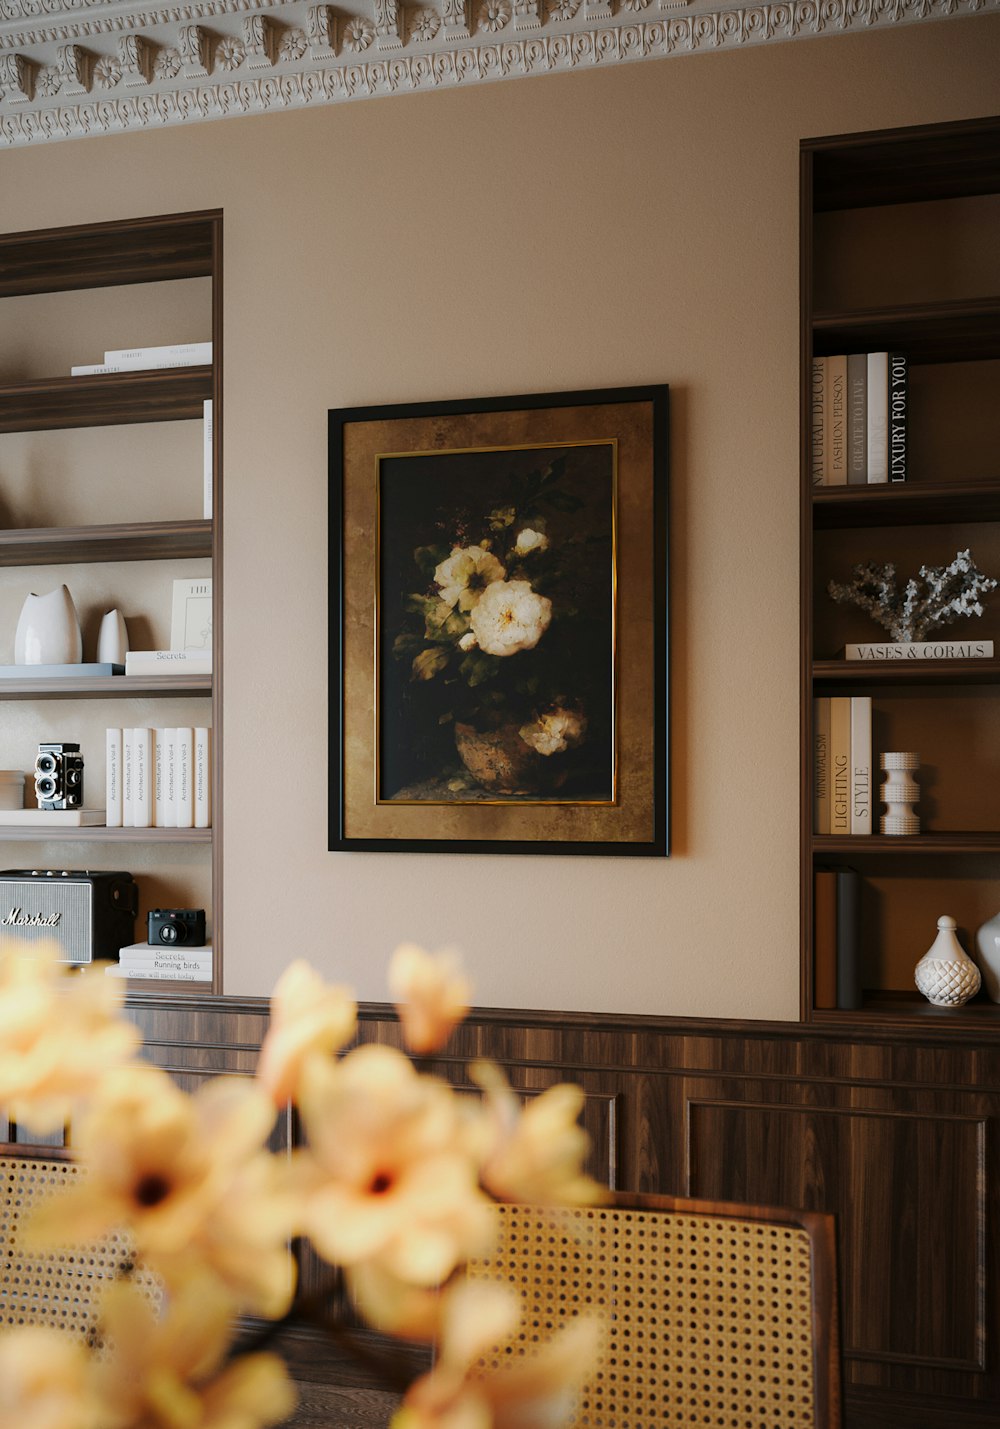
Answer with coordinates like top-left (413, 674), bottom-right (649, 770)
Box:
top-left (0, 877), bottom-right (94, 964)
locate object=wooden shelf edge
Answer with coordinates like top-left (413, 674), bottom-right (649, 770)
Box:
top-left (0, 826), bottom-right (212, 842)
top-left (813, 657), bottom-right (1000, 686)
top-left (0, 366), bottom-right (212, 434)
top-left (0, 519), bottom-right (212, 566)
top-left (813, 296), bottom-right (1000, 329)
top-left (0, 674), bottom-right (211, 698)
top-left (813, 832), bottom-right (1000, 854)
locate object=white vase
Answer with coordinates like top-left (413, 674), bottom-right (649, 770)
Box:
top-left (914, 915), bottom-right (982, 1008)
top-left (13, 585), bottom-right (83, 665)
top-left (96, 608), bottom-right (129, 665)
top-left (975, 910), bottom-right (1000, 1003)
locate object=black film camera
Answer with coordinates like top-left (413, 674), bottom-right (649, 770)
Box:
top-left (148, 908), bottom-right (207, 947)
top-left (34, 742), bottom-right (84, 811)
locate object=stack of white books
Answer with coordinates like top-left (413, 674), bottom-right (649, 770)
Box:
top-left (107, 726), bottom-right (211, 828)
top-left (70, 341), bottom-right (212, 376)
top-left (106, 941), bottom-right (212, 982)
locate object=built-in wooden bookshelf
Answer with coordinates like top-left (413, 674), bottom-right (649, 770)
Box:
top-left (0, 210), bottom-right (221, 995)
top-left (801, 116), bottom-right (1000, 1029)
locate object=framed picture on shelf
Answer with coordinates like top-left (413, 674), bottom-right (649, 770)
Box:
top-left (329, 384), bottom-right (669, 856)
top-left (170, 578), bottom-right (213, 652)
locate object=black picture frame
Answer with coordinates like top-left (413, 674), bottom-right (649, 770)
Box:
top-left (329, 384), bottom-right (669, 856)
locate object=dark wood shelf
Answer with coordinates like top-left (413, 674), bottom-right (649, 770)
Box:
top-left (0, 674), bottom-right (211, 699)
top-left (811, 993), bottom-right (1000, 1029)
top-left (0, 519), bottom-right (212, 566)
top-left (0, 212), bottom-right (218, 297)
top-left (812, 298), bottom-right (1000, 363)
top-left (813, 832), bottom-right (1000, 855)
top-left (808, 116), bottom-right (1000, 212)
top-left (813, 657), bottom-right (1000, 688)
top-left (812, 479), bottom-right (1000, 529)
top-left (0, 826), bottom-right (211, 842)
top-left (0, 367), bottom-right (212, 434)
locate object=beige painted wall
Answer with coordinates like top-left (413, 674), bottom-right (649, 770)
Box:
top-left (0, 16), bottom-right (998, 1015)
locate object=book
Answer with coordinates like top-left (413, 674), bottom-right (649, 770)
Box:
top-left (0, 663), bottom-right (123, 679)
top-left (0, 808), bottom-right (105, 827)
top-left (825, 354), bottom-right (847, 485)
top-left (888, 351), bottom-right (907, 483)
top-left (116, 940), bottom-right (212, 963)
top-left (850, 695), bottom-right (872, 835)
top-left (829, 697), bottom-right (852, 836)
top-left (813, 697), bottom-right (831, 835)
top-left (203, 399), bottom-right (213, 520)
top-left (843, 639), bottom-right (994, 660)
top-left (104, 341), bottom-right (212, 365)
top-left (125, 650), bottom-right (212, 676)
top-left (810, 357), bottom-right (826, 487)
top-left (154, 729), bottom-right (168, 827)
top-left (170, 578), bottom-right (212, 653)
top-left (106, 728), bottom-right (122, 829)
top-left (175, 727), bottom-right (194, 828)
top-left (836, 866), bottom-right (862, 1009)
top-left (163, 729), bottom-right (178, 828)
top-left (813, 868), bottom-right (838, 1010)
top-left (866, 351), bottom-right (888, 484)
top-left (70, 359), bottom-right (207, 375)
top-left (122, 727), bottom-right (135, 829)
top-left (846, 353), bottom-right (867, 485)
top-left (132, 726), bottom-right (152, 828)
top-left (194, 727), bottom-right (212, 829)
top-left (105, 964), bottom-right (212, 981)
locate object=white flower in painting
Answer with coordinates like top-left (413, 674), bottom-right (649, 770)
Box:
top-left (459, 632), bottom-right (478, 651)
top-left (434, 546), bottom-right (506, 613)
top-left (513, 527), bottom-right (549, 557)
top-left (470, 580), bottom-right (552, 658)
top-left (519, 707), bottom-right (587, 756)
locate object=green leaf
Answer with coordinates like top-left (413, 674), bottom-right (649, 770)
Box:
top-left (460, 652), bottom-right (500, 687)
top-left (412, 647), bottom-right (450, 682)
top-left (392, 632), bottom-right (423, 658)
top-left (413, 544), bottom-right (451, 579)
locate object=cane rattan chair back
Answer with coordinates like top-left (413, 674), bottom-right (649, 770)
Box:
top-left (0, 1144), bottom-right (159, 1340)
top-left (467, 1190), bottom-right (841, 1429)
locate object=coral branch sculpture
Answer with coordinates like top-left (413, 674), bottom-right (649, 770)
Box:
top-left (828, 549), bottom-right (997, 644)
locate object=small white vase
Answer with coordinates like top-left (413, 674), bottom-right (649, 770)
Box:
top-left (914, 915), bottom-right (982, 1008)
top-left (975, 910), bottom-right (1000, 1003)
top-left (96, 608), bottom-right (129, 665)
top-left (14, 585), bottom-right (82, 665)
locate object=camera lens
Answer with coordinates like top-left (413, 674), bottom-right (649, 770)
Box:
top-left (159, 922), bottom-right (183, 945)
top-left (35, 776), bottom-right (57, 799)
top-left (65, 769), bottom-right (81, 786)
top-left (36, 753), bottom-right (57, 775)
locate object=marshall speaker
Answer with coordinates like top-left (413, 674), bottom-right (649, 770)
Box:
top-left (0, 870), bottom-right (138, 965)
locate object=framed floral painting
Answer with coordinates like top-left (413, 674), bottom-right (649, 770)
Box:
top-left (329, 385), bottom-right (669, 855)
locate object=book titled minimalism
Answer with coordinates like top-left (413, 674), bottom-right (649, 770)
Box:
top-left (843, 639), bottom-right (994, 660)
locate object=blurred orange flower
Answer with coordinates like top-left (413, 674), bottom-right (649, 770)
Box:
top-left (92, 1279), bottom-right (295, 1429)
top-left (0, 1325), bottom-right (100, 1429)
top-left (388, 943), bottom-right (472, 1055)
top-left (293, 1044), bottom-right (491, 1286)
top-left (472, 1061), bottom-right (604, 1207)
top-left (256, 959), bottom-right (357, 1105)
top-left (0, 939), bottom-right (139, 1136)
top-left (29, 1065), bottom-right (296, 1317)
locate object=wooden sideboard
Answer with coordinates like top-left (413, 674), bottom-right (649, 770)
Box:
top-left (19, 994), bottom-right (993, 1429)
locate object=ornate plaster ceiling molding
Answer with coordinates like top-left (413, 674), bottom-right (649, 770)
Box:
top-left (0, 0), bottom-right (993, 145)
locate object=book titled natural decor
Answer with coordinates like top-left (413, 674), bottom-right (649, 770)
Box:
top-left (829, 548), bottom-right (997, 656)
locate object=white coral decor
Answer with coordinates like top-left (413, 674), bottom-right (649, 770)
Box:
top-left (470, 579), bottom-right (552, 657)
top-left (828, 548), bottom-right (997, 644)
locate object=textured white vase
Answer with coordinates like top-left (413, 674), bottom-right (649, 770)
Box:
top-left (975, 910), bottom-right (1000, 1003)
top-left (14, 585), bottom-right (83, 665)
top-left (96, 608), bottom-right (129, 664)
top-left (914, 915), bottom-right (982, 1007)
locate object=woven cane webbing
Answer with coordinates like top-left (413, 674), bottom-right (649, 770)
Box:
top-left (0, 1153), bottom-right (159, 1341)
top-left (468, 1202), bottom-right (820, 1429)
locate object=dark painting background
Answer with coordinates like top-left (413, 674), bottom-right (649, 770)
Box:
top-left (378, 442), bottom-right (615, 801)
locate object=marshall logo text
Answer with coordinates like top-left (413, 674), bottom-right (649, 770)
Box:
top-left (2, 907), bottom-right (61, 928)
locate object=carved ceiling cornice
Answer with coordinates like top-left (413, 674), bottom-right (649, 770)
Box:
top-left (0, 0), bottom-right (993, 146)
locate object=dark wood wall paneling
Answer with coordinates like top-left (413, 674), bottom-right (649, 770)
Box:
top-left (41, 995), bottom-right (990, 1428)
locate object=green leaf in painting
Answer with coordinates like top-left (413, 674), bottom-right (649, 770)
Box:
top-left (412, 647), bottom-right (450, 682)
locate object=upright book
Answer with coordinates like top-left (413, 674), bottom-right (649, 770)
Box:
top-left (888, 351), bottom-right (907, 483)
top-left (866, 351), bottom-right (888, 484)
top-left (824, 354), bottom-right (848, 485)
top-left (850, 695), bottom-right (872, 836)
top-left (829, 697), bottom-right (852, 836)
top-left (846, 353), bottom-right (867, 484)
